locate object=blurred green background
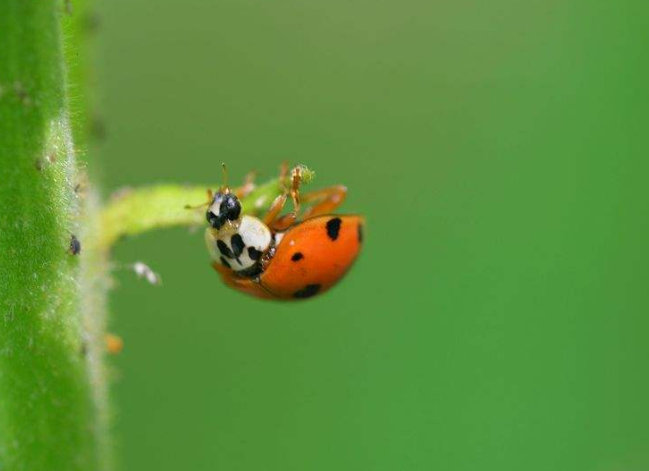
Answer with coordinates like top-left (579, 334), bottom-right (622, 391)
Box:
top-left (94, 0), bottom-right (649, 470)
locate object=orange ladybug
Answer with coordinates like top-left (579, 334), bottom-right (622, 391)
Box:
top-left (204, 165), bottom-right (364, 300)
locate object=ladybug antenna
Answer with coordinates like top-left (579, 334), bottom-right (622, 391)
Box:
top-left (221, 163), bottom-right (230, 193)
top-left (184, 189), bottom-right (213, 210)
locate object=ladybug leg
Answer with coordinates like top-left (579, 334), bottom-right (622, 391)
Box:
top-left (278, 161), bottom-right (289, 181)
top-left (263, 193), bottom-right (288, 226)
top-left (289, 166), bottom-right (302, 215)
top-left (265, 166), bottom-right (303, 231)
top-left (262, 163), bottom-right (292, 227)
top-left (264, 194), bottom-right (300, 231)
top-left (184, 189), bottom-right (213, 210)
top-left (235, 171), bottom-right (257, 199)
top-left (300, 185), bottom-right (347, 218)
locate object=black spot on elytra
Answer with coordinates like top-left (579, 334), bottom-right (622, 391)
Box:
top-left (291, 252), bottom-right (304, 262)
top-left (217, 240), bottom-right (233, 258)
top-left (358, 223), bottom-right (363, 243)
top-left (220, 256), bottom-right (232, 269)
top-left (248, 247), bottom-right (262, 261)
top-left (326, 218), bottom-right (342, 241)
top-left (231, 234), bottom-right (245, 257)
top-left (293, 284), bottom-right (321, 299)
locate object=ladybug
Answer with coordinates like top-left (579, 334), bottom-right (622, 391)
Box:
top-left (204, 165), bottom-right (364, 300)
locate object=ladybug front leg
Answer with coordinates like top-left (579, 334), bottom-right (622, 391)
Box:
top-left (263, 193), bottom-right (288, 226)
top-left (300, 185), bottom-right (347, 219)
top-left (262, 163), bottom-right (290, 225)
top-left (263, 165), bottom-right (303, 231)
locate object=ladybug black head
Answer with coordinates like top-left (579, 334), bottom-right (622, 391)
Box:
top-left (206, 192), bottom-right (242, 229)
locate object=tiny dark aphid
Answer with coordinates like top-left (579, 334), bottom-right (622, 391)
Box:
top-left (69, 234), bottom-right (81, 255)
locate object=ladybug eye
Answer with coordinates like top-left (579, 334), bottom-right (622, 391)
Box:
top-left (219, 194), bottom-right (241, 222)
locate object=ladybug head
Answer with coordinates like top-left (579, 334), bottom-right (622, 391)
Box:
top-left (206, 191), bottom-right (242, 230)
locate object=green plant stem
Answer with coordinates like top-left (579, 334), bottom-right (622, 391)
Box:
top-left (98, 167), bottom-right (314, 252)
top-left (0, 1), bottom-right (103, 469)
